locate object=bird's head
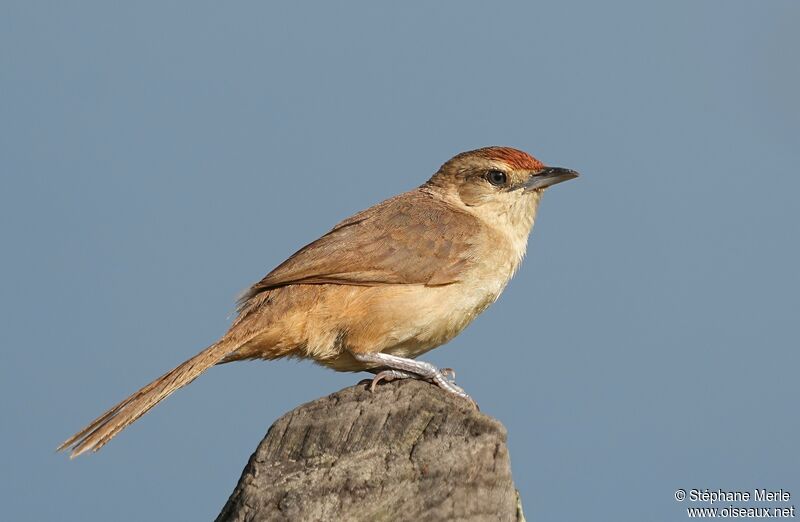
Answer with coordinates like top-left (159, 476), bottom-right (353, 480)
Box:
top-left (427, 146), bottom-right (578, 204)
top-left (425, 146), bottom-right (579, 237)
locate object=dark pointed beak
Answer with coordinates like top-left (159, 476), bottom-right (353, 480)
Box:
top-left (523, 166), bottom-right (580, 191)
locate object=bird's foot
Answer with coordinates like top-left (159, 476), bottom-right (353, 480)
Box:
top-left (353, 352), bottom-right (477, 408)
top-left (429, 371), bottom-right (477, 408)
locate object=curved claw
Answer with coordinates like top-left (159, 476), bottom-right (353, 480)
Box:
top-left (440, 367), bottom-right (456, 381)
top-left (369, 369), bottom-right (415, 392)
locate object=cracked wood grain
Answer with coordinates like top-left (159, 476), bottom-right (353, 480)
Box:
top-left (216, 379), bottom-right (525, 522)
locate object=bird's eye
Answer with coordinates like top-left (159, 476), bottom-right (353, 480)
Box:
top-left (486, 170), bottom-right (507, 186)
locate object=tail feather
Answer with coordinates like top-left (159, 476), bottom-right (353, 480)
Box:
top-left (58, 337), bottom-right (239, 458)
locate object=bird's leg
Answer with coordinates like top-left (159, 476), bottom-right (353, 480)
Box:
top-left (352, 352), bottom-right (473, 403)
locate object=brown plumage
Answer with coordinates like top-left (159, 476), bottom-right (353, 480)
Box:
top-left (58, 146), bottom-right (578, 457)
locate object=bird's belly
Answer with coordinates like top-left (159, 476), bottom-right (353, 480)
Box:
top-left (233, 279), bottom-right (507, 370)
top-left (334, 273), bottom-right (510, 361)
top-left (383, 284), bottom-right (503, 358)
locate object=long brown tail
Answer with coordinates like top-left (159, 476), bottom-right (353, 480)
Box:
top-left (58, 336), bottom-right (241, 458)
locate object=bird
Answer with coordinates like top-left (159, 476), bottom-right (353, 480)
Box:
top-left (58, 146), bottom-right (578, 457)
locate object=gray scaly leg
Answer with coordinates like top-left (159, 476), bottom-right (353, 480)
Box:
top-left (353, 352), bottom-right (474, 405)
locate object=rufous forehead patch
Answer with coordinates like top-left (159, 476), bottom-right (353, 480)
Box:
top-left (475, 146), bottom-right (544, 171)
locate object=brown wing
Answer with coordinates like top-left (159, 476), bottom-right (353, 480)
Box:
top-left (238, 189), bottom-right (487, 308)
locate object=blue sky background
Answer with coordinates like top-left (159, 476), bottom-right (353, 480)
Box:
top-left (2, 1), bottom-right (798, 520)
